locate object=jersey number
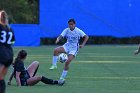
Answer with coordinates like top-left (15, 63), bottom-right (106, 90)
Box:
top-left (0, 31), bottom-right (13, 44)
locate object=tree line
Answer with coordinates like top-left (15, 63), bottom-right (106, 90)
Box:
top-left (0, 0), bottom-right (39, 24)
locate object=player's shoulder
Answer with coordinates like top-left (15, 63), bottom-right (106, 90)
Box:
top-left (62, 28), bottom-right (69, 34)
top-left (0, 24), bottom-right (3, 30)
top-left (63, 28), bottom-right (69, 31)
top-left (15, 60), bottom-right (23, 66)
top-left (75, 27), bottom-right (82, 30)
top-left (75, 27), bottom-right (83, 32)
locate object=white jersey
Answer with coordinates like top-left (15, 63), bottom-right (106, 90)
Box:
top-left (61, 27), bottom-right (86, 47)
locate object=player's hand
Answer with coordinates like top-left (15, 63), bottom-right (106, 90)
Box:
top-left (7, 81), bottom-right (11, 85)
top-left (134, 50), bottom-right (140, 55)
top-left (79, 45), bottom-right (84, 48)
top-left (55, 39), bottom-right (59, 44)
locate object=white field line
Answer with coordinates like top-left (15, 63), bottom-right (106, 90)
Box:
top-left (23, 60), bottom-right (140, 64)
top-left (23, 55), bottom-right (140, 59)
top-left (76, 61), bottom-right (139, 63)
top-left (71, 76), bottom-right (140, 80)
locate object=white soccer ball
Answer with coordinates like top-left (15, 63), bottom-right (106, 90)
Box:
top-left (58, 53), bottom-right (68, 63)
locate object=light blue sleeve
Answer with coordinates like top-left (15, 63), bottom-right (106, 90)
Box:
top-left (79, 29), bottom-right (86, 37)
top-left (61, 28), bottom-right (68, 37)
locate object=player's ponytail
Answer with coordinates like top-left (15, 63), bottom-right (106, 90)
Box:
top-left (13, 50), bottom-right (27, 65)
top-left (0, 10), bottom-right (8, 26)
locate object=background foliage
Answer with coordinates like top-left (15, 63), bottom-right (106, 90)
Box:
top-left (0, 0), bottom-right (39, 24)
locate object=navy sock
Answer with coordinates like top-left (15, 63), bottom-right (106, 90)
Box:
top-left (41, 76), bottom-right (58, 85)
top-left (0, 80), bottom-right (6, 93)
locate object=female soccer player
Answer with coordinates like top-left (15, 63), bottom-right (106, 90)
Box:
top-left (0, 10), bottom-right (15, 93)
top-left (49, 19), bottom-right (89, 81)
top-left (8, 50), bottom-right (65, 86)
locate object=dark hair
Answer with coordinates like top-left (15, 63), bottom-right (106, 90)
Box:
top-left (68, 18), bottom-right (76, 24)
top-left (15, 50), bottom-right (27, 61)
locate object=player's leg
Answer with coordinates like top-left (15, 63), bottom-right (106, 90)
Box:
top-left (27, 76), bottom-right (65, 86)
top-left (134, 44), bottom-right (140, 55)
top-left (0, 79), bottom-right (6, 93)
top-left (27, 61), bottom-right (39, 77)
top-left (27, 76), bottom-right (41, 86)
top-left (60, 54), bottom-right (75, 80)
top-left (49, 46), bottom-right (66, 70)
top-left (0, 65), bottom-right (8, 93)
top-left (60, 47), bottom-right (78, 80)
top-left (0, 47), bottom-right (13, 92)
top-left (0, 65), bottom-right (5, 77)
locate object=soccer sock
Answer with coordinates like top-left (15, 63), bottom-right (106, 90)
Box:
top-left (41, 76), bottom-right (58, 85)
top-left (60, 70), bottom-right (68, 79)
top-left (52, 56), bottom-right (58, 66)
top-left (0, 80), bottom-right (6, 93)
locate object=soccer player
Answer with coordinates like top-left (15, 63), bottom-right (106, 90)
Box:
top-left (49, 19), bottom-right (89, 81)
top-left (0, 10), bottom-right (15, 93)
top-left (134, 44), bottom-right (140, 55)
top-left (8, 50), bottom-right (65, 86)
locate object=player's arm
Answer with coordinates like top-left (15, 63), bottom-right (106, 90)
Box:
top-left (55, 35), bottom-right (63, 44)
top-left (80, 35), bottom-right (89, 48)
top-left (134, 44), bottom-right (140, 55)
top-left (7, 70), bottom-right (14, 85)
top-left (56, 28), bottom-right (67, 44)
top-left (15, 71), bottom-right (21, 86)
top-left (10, 28), bottom-right (16, 45)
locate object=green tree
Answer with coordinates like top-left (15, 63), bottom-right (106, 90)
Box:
top-left (0, 0), bottom-right (39, 24)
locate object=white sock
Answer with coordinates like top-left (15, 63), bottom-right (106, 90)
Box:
top-left (52, 56), bottom-right (58, 66)
top-left (60, 70), bottom-right (68, 79)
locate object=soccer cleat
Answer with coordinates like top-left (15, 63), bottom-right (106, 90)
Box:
top-left (49, 65), bottom-right (57, 70)
top-left (59, 77), bottom-right (66, 81)
top-left (58, 79), bottom-right (65, 86)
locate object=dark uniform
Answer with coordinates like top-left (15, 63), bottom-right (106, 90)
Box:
top-left (13, 60), bottom-right (64, 86)
top-left (0, 24), bottom-right (15, 67)
top-left (13, 60), bottom-right (30, 86)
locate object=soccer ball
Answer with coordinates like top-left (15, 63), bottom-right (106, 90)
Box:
top-left (58, 53), bottom-right (68, 63)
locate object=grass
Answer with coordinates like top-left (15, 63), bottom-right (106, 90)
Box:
top-left (5, 45), bottom-right (140, 93)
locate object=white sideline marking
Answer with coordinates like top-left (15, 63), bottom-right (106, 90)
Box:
top-left (26, 55), bottom-right (140, 59)
top-left (24, 60), bottom-right (140, 64)
top-left (77, 56), bottom-right (140, 59)
top-left (71, 76), bottom-right (140, 80)
top-left (75, 61), bottom-right (139, 63)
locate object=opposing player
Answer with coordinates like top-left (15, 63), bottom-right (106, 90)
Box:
top-left (49, 19), bottom-right (89, 81)
top-left (8, 50), bottom-right (65, 86)
top-left (134, 44), bottom-right (140, 55)
top-left (0, 10), bottom-right (15, 93)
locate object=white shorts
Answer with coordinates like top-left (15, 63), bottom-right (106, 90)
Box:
top-left (62, 43), bottom-right (79, 56)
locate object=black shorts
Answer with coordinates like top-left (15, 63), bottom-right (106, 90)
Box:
top-left (0, 44), bottom-right (13, 67)
top-left (20, 70), bottom-right (30, 86)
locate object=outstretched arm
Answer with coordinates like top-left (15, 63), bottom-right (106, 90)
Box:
top-left (79, 35), bottom-right (89, 48)
top-left (16, 71), bottom-right (21, 86)
top-left (7, 70), bottom-right (14, 85)
top-left (55, 35), bottom-right (63, 44)
top-left (134, 44), bottom-right (140, 55)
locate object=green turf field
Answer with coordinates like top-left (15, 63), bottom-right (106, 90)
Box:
top-left (5, 45), bottom-right (140, 93)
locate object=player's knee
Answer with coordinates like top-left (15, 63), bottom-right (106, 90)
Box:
top-left (35, 61), bottom-right (39, 65)
top-left (67, 58), bottom-right (72, 63)
top-left (33, 61), bottom-right (39, 66)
